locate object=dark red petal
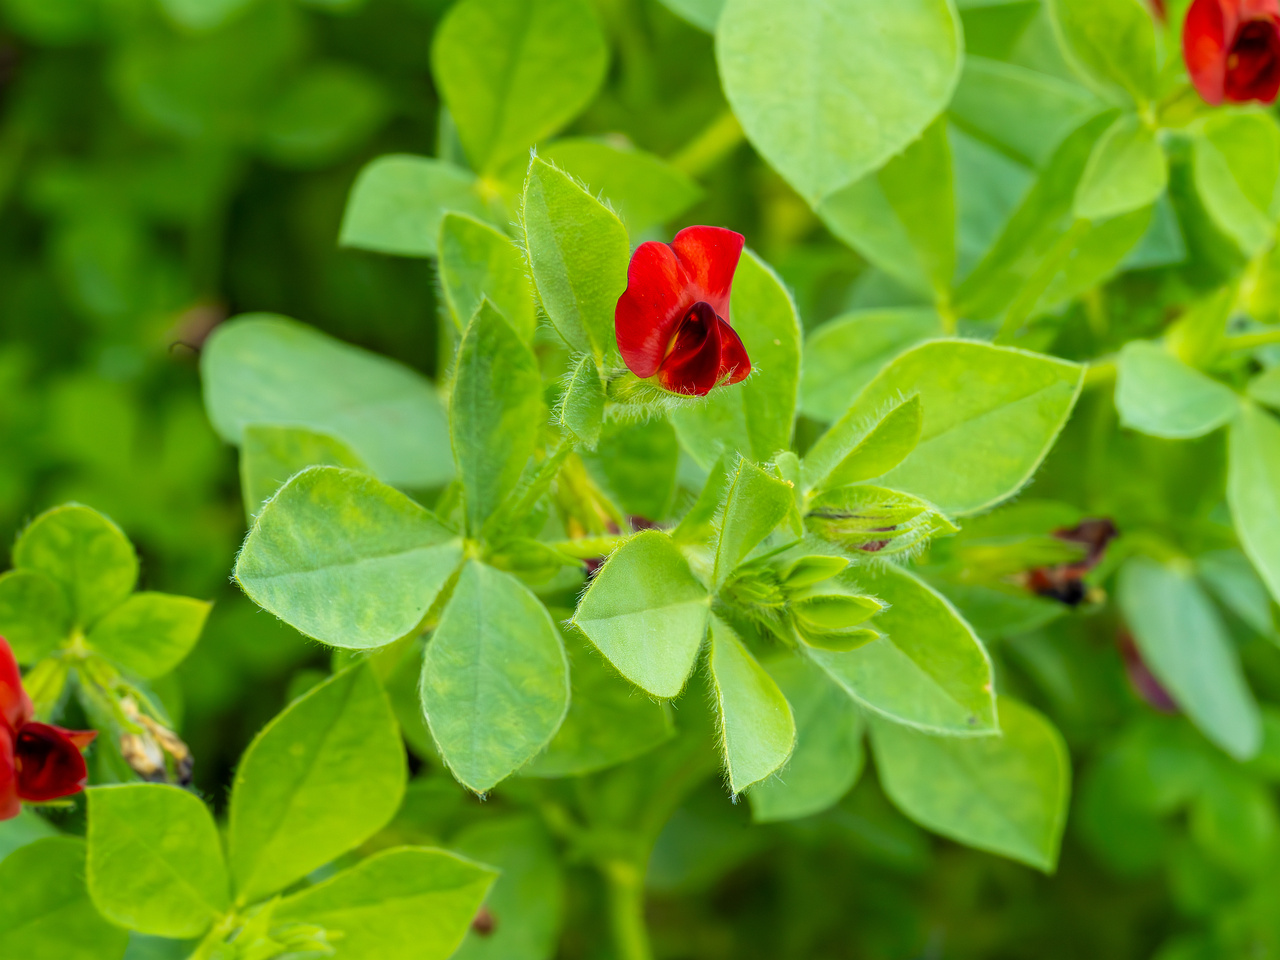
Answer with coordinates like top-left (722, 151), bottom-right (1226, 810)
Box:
top-left (0, 637), bottom-right (32, 734)
top-left (615, 241), bottom-right (692, 378)
top-left (670, 226), bottom-right (745, 321)
top-left (657, 302), bottom-right (725, 396)
top-left (55, 727), bottom-right (97, 751)
top-left (1185, 0), bottom-right (1232, 104)
top-left (0, 726), bottom-right (18, 821)
top-left (716, 318), bottom-right (751, 386)
top-left (14, 722), bottom-right (89, 802)
top-left (1224, 15), bottom-right (1280, 101)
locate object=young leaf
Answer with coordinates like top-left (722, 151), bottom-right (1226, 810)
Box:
top-left (672, 251), bottom-right (802, 468)
top-left (85, 593), bottom-right (211, 679)
top-left (0, 838), bottom-right (129, 960)
top-left (817, 116), bottom-right (956, 298)
top-left (1115, 340), bottom-right (1238, 439)
top-left (431, 0), bottom-right (608, 173)
top-left (274, 847), bottom-right (497, 960)
top-left (202, 315), bottom-right (453, 488)
top-left (86, 784), bottom-right (229, 939)
top-left (1193, 112), bottom-right (1280, 257)
top-left (805, 485), bottom-right (957, 557)
top-left (790, 589), bottom-right (884, 652)
top-left (235, 467), bottom-right (463, 649)
top-left (1048, 0), bottom-right (1158, 105)
top-left (749, 655), bottom-right (865, 823)
top-left (240, 423), bottom-right (367, 519)
top-left (13, 504), bottom-right (137, 630)
top-left (803, 340), bottom-right (1083, 516)
top-left (806, 395), bottom-right (923, 492)
top-left (712, 459), bottom-right (797, 587)
top-left (716, 0), bottom-right (962, 204)
top-left (339, 155), bottom-right (488, 257)
top-left (523, 628), bottom-right (674, 778)
top-left (799, 308), bottom-right (943, 423)
top-left (708, 614), bottom-right (796, 794)
top-left (229, 663), bottom-right (407, 904)
top-left (0, 570), bottom-right (71, 663)
top-left (672, 455), bottom-right (732, 546)
top-left (870, 696), bottom-right (1071, 872)
top-left (807, 563), bottom-right (997, 735)
top-left (572, 530), bottom-right (711, 699)
top-left (559, 355), bottom-right (605, 448)
top-left (1074, 114), bottom-right (1167, 221)
top-left (421, 561), bottom-right (569, 793)
top-left (1228, 405), bottom-right (1280, 607)
top-left (438, 213), bottom-right (537, 342)
top-left (521, 157), bottom-right (630, 363)
top-left (1118, 557), bottom-right (1262, 761)
top-left (451, 301), bottom-right (544, 534)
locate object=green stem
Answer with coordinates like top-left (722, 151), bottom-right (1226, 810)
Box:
top-left (186, 913), bottom-right (237, 960)
top-left (604, 859), bottom-right (653, 960)
top-left (548, 534), bottom-right (627, 559)
top-left (1223, 328), bottom-right (1280, 351)
top-left (670, 109), bottom-right (746, 179)
top-left (994, 219), bottom-right (1090, 345)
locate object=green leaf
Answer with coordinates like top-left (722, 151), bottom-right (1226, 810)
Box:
top-left (235, 467), bottom-right (463, 649)
top-left (339, 155), bottom-right (488, 258)
top-left (274, 847), bottom-right (497, 960)
top-left (229, 663), bottom-right (407, 904)
top-left (202, 314), bottom-right (453, 488)
top-left (86, 784), bottom-right (229, 939)
top-left (799, 308), bottom-right (943, 423)
top-left (13, 504), bottom-right (137, 629)
top-left (712, 459), bottom-right (797, 587)
top-left (1193, 112), bottom-right (1280, 257)
top-left (1074, 114), bottom-right (1167, 221)
top-left (717, 0), bottom-right (962, 203)
top-left (431, 0), bottom-right (608, 173)
top-left (1115, 340), bottom-right (1238, 439)
top-left (672, 250), bottom-right (802, 468)
top-left (540, 138), bottom-right (703, 235)
top-left (157, 0), bottom-right (253, 32)
top-left (523, 628), bottom-right (674, 778)
top-left (450, 302), bottom-right (544, 534)
top-left (421, 561), bottom-right (569, 793)
top-left (240, 424), bottom-right (368, 520)
top-left (1198, 549), bottom-right (1274, 637)
top-left (521, 157), bottom-right (630, 362)
top-left (1118, 557), bottom-right (1262, 761)
top-left (749, 655), bottom-right (865, 823)
top-left (438, 213), bottom-right (537, 342)
top-left (708, 614), bottom-right (796, 794)
top-left (807, 564), bottom-right (997, 735)
top-left (259, 64), bottom-right (387, 169)
top-left (870, 696), bottom-right (1070, 872)
top-left (817, 117), bottom-right (955, 297)
top-left (558, 355), bottom-right (605, 448)
top-left (0, 570), bottom-right (71, 663)
top-left (656, 0), bottom-right (723, 31)
top-left (804, 340), bottom-right (1083, 516)
top-left (0, 838), bottom-right (129, 960)
top-left (451, 817), bottom-right (562, 960)
top-left (1249, 365), bottom-right (1280, 411)
top-left (86, 593), bottom-right (210, 679)
top-left (583, 419), bottom-right (680, 521)
top-left (1229, 405), bottom-right (1280, 608)
top-left (805, 485), bottom-right (957, 557)
top-left (1048, 0), bottom-right (1157, 105)
top-left (807, 396), bottom-right (923, 492)
top-left (572, 530), bottom-right (711, 699)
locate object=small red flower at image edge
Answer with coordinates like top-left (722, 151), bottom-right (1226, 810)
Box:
top-left (1, 637), bottom-right (95, 821)
top-left (615, 225), bottom-right (751, 398)
top-left (1184, 0), bottom-right (1280, 104)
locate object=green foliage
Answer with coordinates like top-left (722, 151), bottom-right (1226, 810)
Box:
top-left (1115, 341), bottom-right (1239, 439)
top-left (239, 424), bottom-right (367, 519)
top-left (1048, 0), bottom-right (1158, 105)
top-left (438, 214), bottom-right (537, 341)
top-left (86, 593), bottom-right (211, 679)
top-left (1074, 115), bottom-right (1167, 221)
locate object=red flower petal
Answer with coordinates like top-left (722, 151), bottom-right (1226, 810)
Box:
top-left (716, 318), bottom-right (751, 386)
top-left (0, 726), bottom-right (18, 821)
top-left (14, 722), bottom-right (89, 802)
top-left (1185, 0), bottom-right (1280, 103)
top-left (0, 637), bottom-right (32, 734)
top-left (657, 301), bottom-right (725, 396)
top-left (670, 226), bottom-right (744, 321)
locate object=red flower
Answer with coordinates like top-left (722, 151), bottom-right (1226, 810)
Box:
top-left (615, 226), bottom-right (751, 397)
top-left (1, 637), bottom-right (95, 821)
top-left (1184, 0), bottom-right (1280, 104)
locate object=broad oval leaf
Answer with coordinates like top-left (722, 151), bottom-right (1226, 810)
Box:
top-left (202, 315), bottom-right (453, 488)
top-left (1118, 557), bottom-right (1262, 761)
top-left (240, 423), bottom-right (368, 520)
top-left (235, 467), bottom-right (463, 649)
top-left (86, 784), bottom-right (229, 939)
top-left (1074, 115), bottom-right (1167, 221)
top-left (807, 563), bottom-right (997, 735)
top-left (1048, 0), bottom-right (1158, 105)
top-left (229, 663), bottom-right (407, 904)
top-left (709, 615), bottom-right (796, 794)
top-left (86, 592), bottom-right (210, 679)
top-left (717, 0), bottom-right (962, 204)
top-left (0, 570), bottom-right (71, 663)
top-left (870, 696), bottom-right (1070, 872)
top-left (673, 250), bottom-right (801, 468)
top-left (1115, 340), bottom-right (1238, 439)
top-left (439, 213), bottom-right (537, 342)
top-left (808, 395), bottom-right (923, 493)
top-left (274, 847), bottom-right (497, 960)
top-left (572, 530), bottom-right (710, 699)
top-left (421, 561), bottom-right (570, 793)
top-left (1228, 405), bottom-right (1280, 608)
top-left (804, 340), bottom-right (1083, 516)
top-left (1193, 112), bottom-right (1280, 257)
